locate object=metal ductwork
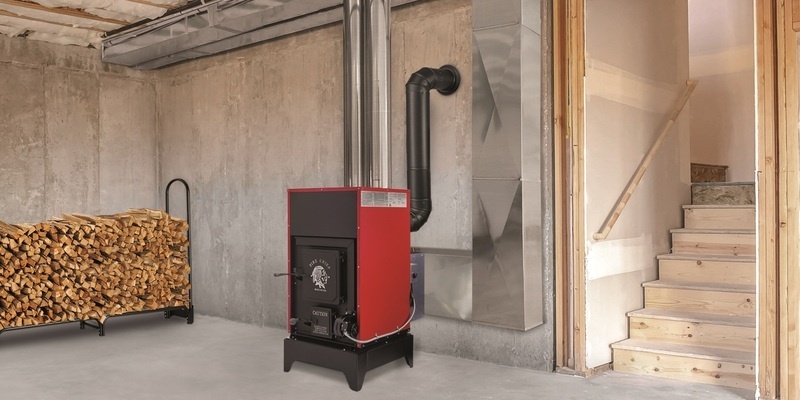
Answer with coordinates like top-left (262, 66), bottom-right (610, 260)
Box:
top-left (101, 0), bottom-right (419, 70)
top-left (471, 0), bottom-right (545, 331)
top-left (406, 66), bottom-right (461, 232)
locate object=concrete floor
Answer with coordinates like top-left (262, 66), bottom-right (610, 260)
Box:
top-left (0, 314), bottom-right (753, 400)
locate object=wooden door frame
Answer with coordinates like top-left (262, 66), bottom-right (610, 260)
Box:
top-left (774, 1), bottom-right (800, 399)
top-left (554, 2), bottom-right (785, 397)
top-left (554, 0), bottom-right (586, 373)
top-left (756, 2), bottom-right (779, 399)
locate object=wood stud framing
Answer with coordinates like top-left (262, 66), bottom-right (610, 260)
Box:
top-left (553, 0), bottom-right (568, 370)
top-left (777, 1), bottom-right (800, 398)
top-left (554, 0), bottom-right (587, 373)
top-left (0, 9), bottom-right (107, 32)
top-left (756, 1), bottom-right (779, 398)
top-left (556, 1), bottom-right (792, 394)
top-left (0, 0), bottom-right (128, 26)
top-left (124, 0), bottom-right (172, 10)
top-left (568, 0), bottom-right (587, 374)
top-left (0, 0), bottom-right (185, 41)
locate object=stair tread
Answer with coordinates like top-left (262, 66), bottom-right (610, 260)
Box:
top-left (670, 228), bottom-right (755, 234)
top-left (627, 308), bottom-right (755, 328)
top-left (612, 339), bottom-right (755, 364)
top-left (682, 204), bottom-right (755, 210)
top-left (657, 253), bottom-right (756, 262)
top-left (643, 280), bottom-right (755, 294)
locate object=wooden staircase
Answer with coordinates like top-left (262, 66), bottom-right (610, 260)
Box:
top-left (611, 187), bottom-right (756, 390)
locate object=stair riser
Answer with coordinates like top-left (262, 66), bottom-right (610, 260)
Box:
top-left (645, 287), bottom-right (755, 317)
top-left (691, 184), bottom-right (755, 206)
top-left (684, 208), bottom-right (755, 230)
top-left (658, 259), bottom-right (755, 285)
top-left (671, 233), bottom-right (755, 256)
top-left (613, 348), bottom-right (754, 389)
top-left (629, 316), bottom-right (755, 352)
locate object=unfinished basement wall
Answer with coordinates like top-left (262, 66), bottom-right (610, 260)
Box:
top-left (157, 0), bottom-right (553, 370)
top-left (688, 0), bottom-right (755, 183)
top-left (0, 36), bottom-right (159, 225)
top-left (583, 0), bottom-right (691, 368)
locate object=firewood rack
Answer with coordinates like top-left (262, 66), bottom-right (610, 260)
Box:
top-left (0, 179), bottom-right (195, 339)
top-left (162, 178), bottom-right (195, 324)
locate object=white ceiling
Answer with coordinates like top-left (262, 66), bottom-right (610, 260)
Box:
top-left (0, 0), bottom-right (190, 47)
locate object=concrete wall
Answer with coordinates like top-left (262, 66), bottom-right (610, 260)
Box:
top-left (0, 35), bottom-right (158, 225)
top-left (688, 0), bottom-right (755, 182)
top-left (583, 0), bottom-right (691, 368)
top-left (0, 0), bottom-right (554, 371)
top-left (156, 0), bottom-right (553, 370)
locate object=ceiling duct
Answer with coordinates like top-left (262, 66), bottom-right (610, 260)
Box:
top-left (102, 0), bottom-right (418, 70)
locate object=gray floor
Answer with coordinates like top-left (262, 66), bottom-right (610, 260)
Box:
top-left (0, 314), bottom-right (753, 400)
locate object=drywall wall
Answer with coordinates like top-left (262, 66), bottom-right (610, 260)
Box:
top-left (157, 0), bottom-right (554, 370)
top-left (0, 35), bottom-right (158, 225)
top-left (584, 0), bottom-right (690, 368)
top-left (688, 0), bottom-right (755, 182)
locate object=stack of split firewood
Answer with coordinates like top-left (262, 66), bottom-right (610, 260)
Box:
top-left (0, 209), bottom-right (190, 329)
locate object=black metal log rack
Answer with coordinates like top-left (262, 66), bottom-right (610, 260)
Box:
top-left (0, 178), bottom-right (194, 339)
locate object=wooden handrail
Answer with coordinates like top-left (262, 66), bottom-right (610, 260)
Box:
top-left (593, 79), bottom-right (698, 241)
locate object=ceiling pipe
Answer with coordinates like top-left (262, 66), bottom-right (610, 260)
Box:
top-left (365, 0), bottom-right (392, 188)
top-left (406, 65), bottom-right (461, 232)
top-left (343, 0), bottom-right (365, 187)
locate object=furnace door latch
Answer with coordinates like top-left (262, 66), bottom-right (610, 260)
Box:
top-left (273, 270), bottom-right (306, 278)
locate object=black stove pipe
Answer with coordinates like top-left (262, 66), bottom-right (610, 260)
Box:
top-left (406, 65), bottom-right (461, 232)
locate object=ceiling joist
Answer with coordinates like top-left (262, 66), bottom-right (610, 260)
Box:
top-left (0, 0), bottom-right (128, 26)
top-left (0, 8), bottom-right (105, 32)
top-left (123, 0), bottom-right (171, 10)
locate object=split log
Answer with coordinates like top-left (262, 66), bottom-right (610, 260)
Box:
top-left (0, 209), bottom-right (190, 329)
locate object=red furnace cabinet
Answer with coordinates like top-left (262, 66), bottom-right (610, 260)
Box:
top-left (283, 187), bottom-right (413, 391)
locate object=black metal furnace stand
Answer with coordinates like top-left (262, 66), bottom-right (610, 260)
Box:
top-left (284, 332), bottom-right (414, 391)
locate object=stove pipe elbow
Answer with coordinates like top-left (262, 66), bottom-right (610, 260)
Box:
top-left (406, 65), bottom-right (460, 232)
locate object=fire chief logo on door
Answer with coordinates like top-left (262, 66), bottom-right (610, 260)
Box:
top-left (299, 248), bottom-right (340, 303)
top-left (311, 263), bottom-right (330, 290)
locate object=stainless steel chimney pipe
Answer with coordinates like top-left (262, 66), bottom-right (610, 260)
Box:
top-left (344, 0), bottom-right (365, 187)
top-left (365, 0), bottom-right (392, 188)
top-left (344, 0), bottom-right (392, 188)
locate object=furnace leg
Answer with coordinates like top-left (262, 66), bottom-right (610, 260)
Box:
top-left (344, 359), bottom-right (367, 392)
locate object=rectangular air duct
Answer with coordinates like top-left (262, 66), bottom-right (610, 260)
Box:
top-left (102, 0), bottom-right (418, 70)
top-left (472, 0), bottom-right (545, 330)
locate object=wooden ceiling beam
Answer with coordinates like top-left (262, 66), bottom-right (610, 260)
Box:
top-left (0, 0), bottom-right (127, 26)
top-left (123, 0), bottom-right (172, 10)
top-left (0, 9), bottom-right (105, 32)
top-left (0, 10), bottom-right (105, 33)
